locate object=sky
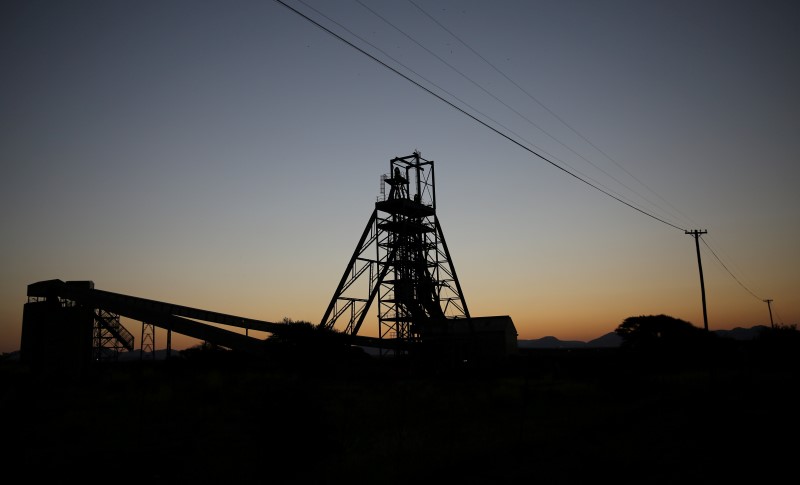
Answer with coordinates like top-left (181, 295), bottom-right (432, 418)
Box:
top-left (1, 0), bottom-right (798, 353)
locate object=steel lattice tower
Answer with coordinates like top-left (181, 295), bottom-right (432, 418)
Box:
top-left (320, 152), bottom-right (470, 353)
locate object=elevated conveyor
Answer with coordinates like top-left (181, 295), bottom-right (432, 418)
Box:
top-left (21, 279), bottom-right (406, 366)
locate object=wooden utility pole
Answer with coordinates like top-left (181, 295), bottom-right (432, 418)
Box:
top-left (686, 230), bottom-right (709, 331)
top-left (764, 299), bottom-right (775, 328)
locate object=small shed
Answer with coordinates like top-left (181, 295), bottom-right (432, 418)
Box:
top-left (420, 315), bottom-right (518, 367)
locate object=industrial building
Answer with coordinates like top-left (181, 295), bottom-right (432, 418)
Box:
top-left (20, 152), bottom-right (518, 369)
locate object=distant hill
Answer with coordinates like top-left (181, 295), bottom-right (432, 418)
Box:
top-left (518, 332), bottom-right (621, 349)
top-left (518, 325), bottom-right (770, 349)
top-left (712, 325), bottom-right (769, 340)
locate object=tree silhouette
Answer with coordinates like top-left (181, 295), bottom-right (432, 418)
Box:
top-left (614, 314), bottom-right (718, 370)
top-left (750, 323), bottom-right (800, 369)
top-left (265, 318), bottom-right (366, 368)
top-left (615, 314), bottom-right (707, 349)
top-left (268, 317), bottom-right (347, 347)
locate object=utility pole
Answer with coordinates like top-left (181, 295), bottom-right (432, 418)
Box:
top-left (686, 230), bottom-right (709, 331)
top-left (764, 299), bottom-right (775, 328)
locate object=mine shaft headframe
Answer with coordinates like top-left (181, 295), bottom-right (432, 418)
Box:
top-left (318, 151), bottom-right (471, 346)
top-left (384, 150), bottom-right (435, 208)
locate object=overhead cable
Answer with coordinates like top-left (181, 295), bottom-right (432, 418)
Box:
top-left (273, 0), bottom-right (687, 232)
top-left (700, 237), bottom-right (764, 301)
top-left (406, 0), bottom-right (697, 230)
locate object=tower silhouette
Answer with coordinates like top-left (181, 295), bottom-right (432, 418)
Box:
top-left (319, 151), bottom-right (470, 353)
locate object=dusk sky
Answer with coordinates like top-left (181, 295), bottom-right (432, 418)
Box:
top-left (2, 0), bottom-right (798, 353)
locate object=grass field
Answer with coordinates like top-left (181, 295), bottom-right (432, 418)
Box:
top-left (2, 344), bottom-right (798, 484)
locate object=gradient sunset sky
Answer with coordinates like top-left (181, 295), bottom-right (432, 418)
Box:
top-left (1, 0), bottom-right (798, 353)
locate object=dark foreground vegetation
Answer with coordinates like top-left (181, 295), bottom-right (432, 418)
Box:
top-left (2, 318), bottom-right (799, 484)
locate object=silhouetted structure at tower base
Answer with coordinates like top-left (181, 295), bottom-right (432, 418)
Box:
top-left (419, 315), bottom-right (518, 367)
top-left (21, 281), bottom-right (96, 372)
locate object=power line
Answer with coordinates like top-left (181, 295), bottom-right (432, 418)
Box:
top-left (294, 0), bottom-right (570, 174)
top-left (772, 304), bottom-right (786, 326)
top-left (700, 237), bottom-right (763, 301)
top-left (277, 0), bottom-right (779, 320)
top-left (273, 0), bottom-right (687, 232)
top-left (356, 0), bottom-right (665, 225)
top-left (406, 0), bottom-right (697, 230)
top-left (403, 5), bottom-right (788, 302)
